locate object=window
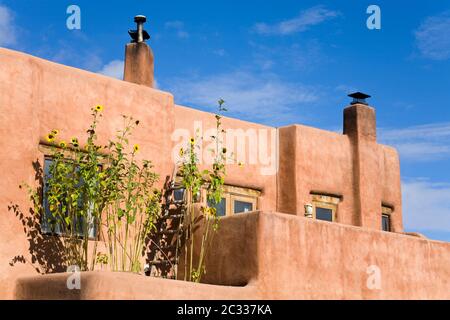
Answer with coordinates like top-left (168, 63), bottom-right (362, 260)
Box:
top-left (311, 193), bottom-right (340, 222)
top-left (234, 200), bottom-right (253, 214)
top-left (382, 206), bottom-right (392, 232)
top-left (173, 188), bottom-right (186, 202)
top-left (316, 207), bottom-right (333, 222)
top-left (207, 197), bottom-right (226, 217)
top-left (42, 157), bottom-right (98, 238)
top-left (204, 185), bottom-right (260, 217)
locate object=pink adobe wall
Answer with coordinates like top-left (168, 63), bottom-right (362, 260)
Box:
top-left (202, 212), bottom-right (450, 299)
top-left (0, 48), bottom-right (174, 298)
top-left (14, 212), bottom-right (450, 300)
top-left (173, 104), bottom-right (277, 211)
top-left (277, 125), bottom-right (355, 220)
top-left (15, 271), bottom-right (259, 300)
top-left (379, 145), bottom-right (403, 230)
top-left (277, 120), bottom-right (402, 231)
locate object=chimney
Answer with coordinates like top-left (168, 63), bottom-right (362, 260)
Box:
top-left (343, 92), bottom-right (376, 142)
top-left (123, 15), bottom-right (155, 88)
top-left (344, 92), bottom-right (380, 230)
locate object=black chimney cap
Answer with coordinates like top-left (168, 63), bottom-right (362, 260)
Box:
top-left (128, 29), bottom-right (150, 42)
top-left (134, 15), bottom-right (147, 23)
top-left (348, 92), bottom-right (371, 105)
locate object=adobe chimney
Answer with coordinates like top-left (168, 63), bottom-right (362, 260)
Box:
top-left (343, 92), bottom-right (376, 141)
top-left (344, 92), bottom-right (381, 230)
top-left (123, 15), bottom-right (155, 88)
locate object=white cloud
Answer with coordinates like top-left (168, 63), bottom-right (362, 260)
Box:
top-left (165, 21), bottom-right (184, 29)
top-left (98, 60), bottom-right (124, 80)
top-left (250, 40), bottom-right (326, 71)
top-left (334, 84), bottom-right (357, 95)
top-left (165, 20), bottom-right (190, 39)
top-left (176, 30), bottom-right (189, 39)
top-left (380, 122), bottom-right (450, 161)
top-left (35, 34), bottom-right (104, 72)
top-left (253, 5), bottom-right (339, 35)
top-left (381, 123), bottom-right (450, 240)
top-left (415, 11), bottom-right (450, 60)
top-left (213, 49), bottom-right (226, 57)
top-left (52, 47), bottom-right (103, 71)
top-left (402, 179), bottom-right (450, 234)
top-left (166, 71), bottom-right (318, 124)
top-left (0, 4), bottom-right (16, 46)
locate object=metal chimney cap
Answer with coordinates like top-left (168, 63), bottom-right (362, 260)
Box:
top-left (348, 92), bottom-right (371, 105)
top-left (134, 15), bottom-right (147, 23)
top-left (129, 15), bottom-right (150, 43)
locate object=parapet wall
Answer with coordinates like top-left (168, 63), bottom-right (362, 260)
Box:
top-left (15, 212), bottom-right (450, 300)
top-left (203, 212), bottom-right (450, 299)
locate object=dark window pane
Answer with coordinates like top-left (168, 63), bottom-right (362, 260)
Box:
top-left (316, 207), bottom-right (333, 221)
top-left (42, 158), bottom-right (54, 234)
top-left (173, 188), bottom-right (185, 202)
top-left (234, 200), bottom-right (253, 214)
top-left (382, 214), bottom-right (390, 231)
top-left (42, 158), bottom-right (97, 238)
top-left (207, 197), bottom-right (226, 217)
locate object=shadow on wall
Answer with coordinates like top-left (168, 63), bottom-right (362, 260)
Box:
top-left (8, 159), bottom-right (66, 274)
top-left (145, 175), bottom-right (179, 279)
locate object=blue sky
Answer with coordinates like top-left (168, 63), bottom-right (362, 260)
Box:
top-left (1, 0), bottom-right (450, 241)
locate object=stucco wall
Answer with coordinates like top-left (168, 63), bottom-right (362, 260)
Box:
top-left (15, 212), bottom-right (450, 300)
top-left (277, 123), bottom-right (402, 230)
top-left (173, 104), bottom-right (277, 211)
top-left (203, 212), bottom-right (450, 299)
top-left (0, 48), bottom-right (174, 298)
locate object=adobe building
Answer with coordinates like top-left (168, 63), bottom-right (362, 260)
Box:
top-left (0, 16), bottom-right (449, 299)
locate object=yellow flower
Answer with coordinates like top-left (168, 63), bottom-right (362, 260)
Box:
top-left (190, 137), bottom-right (195, 145)
top-left (71, 137), bottom-right (79, 148)
top-left (51, 129), bottom-right (59, 136)
top-left (46, 133), bottom-right (55, 143)
top-left (238, 161), bottom-right (243, 167)
top-left (94, 105), bottom-right (104, 112)
top-left (133, 144), bottom-right (140, 153)
top-left (59, 141), bottom-right (67, 148)
top-left (179, 148), bottom-right (184, 156)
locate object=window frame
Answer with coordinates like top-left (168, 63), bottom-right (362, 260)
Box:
top-left (231, 194), bottom-right (256, 214)
top-left (202, 185), bottom-right (260, 217)
top-left (381, 206), bottom-right (393, 232)
top-left (41, 151), bottom-right (101, 240)
top-left (311, 194), bottom-right (340, 222)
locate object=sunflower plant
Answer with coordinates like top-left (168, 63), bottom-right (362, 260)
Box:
top-left (178, 99), bottom-right (229, 282)
top-left (101, 116), bottom-right (161, 273)
top-left (24, 106), bottom-right (161, 273)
